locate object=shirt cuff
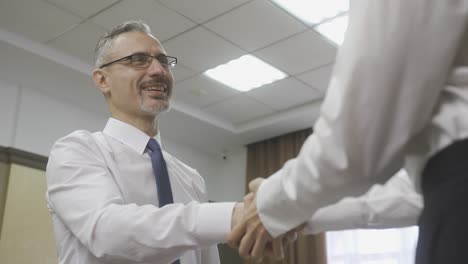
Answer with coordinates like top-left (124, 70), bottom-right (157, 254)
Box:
top-left (256, 170), bottom-right (312, 238)
top-left (196, 202), bottom-right (236, 244)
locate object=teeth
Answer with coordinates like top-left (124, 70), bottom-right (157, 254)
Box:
top-left (144, 85), bottom-right (166, 92)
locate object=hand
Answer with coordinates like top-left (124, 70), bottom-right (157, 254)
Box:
top-left (248, 177), bottom-right (265, 193)
top-left (229, 177), bottom-right (295, 261)
top-left (249, 178), bottom-right (287, 260)
top-left (231, 202), bottom-right (245, 230)
top-left (228, 193), bottom-right (274, 260)
top-left (230, 177), bottom-right (262, 238)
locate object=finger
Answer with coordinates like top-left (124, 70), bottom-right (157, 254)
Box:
top-left (251, 230), bottom-right (269, 259)
top-left (282, 233), bottom-right (293, 246)
top-left (243, 192), bottom-right (255, 204)
top-left (238, 230), bottom-right (255, 258)
top-left (248, 178), bottom-right (264, 193)
top-left (295, 223), bottom-right (307, 233)
top-left (272, 237), bottom-right (285, 260)
top-left (227, 222), bottom-right (246, 249)
top-left (285, 230), bottom-right (298, 244)
top-left (282, 236), bottom-right (288, 248)
top-left (263, 241), bottom-right (274, 258)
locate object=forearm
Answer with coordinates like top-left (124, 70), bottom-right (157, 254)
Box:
top-left (303, 193), bottom-right (422, 234)
top-left (49, 197), bottom-right (234, 262)
top-left (256, 0), bottom-right (467, 237)
top-left (303, 171), bottom-right (423, 234)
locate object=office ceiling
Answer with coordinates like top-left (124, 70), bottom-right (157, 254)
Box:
top-left (0, 0), bottom-right (336, 155)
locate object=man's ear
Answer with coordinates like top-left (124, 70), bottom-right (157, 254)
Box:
top-left (92, 69), bottom-right (110, 95)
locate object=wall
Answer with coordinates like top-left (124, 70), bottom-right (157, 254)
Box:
top-left (0, 164), bottom-right (56, 264)
top-left (0, 80), bottom-right (105, 156)
top-left (0, 161), bottom-right (9, 236)
top-left (0, 80), bottom-right (19, 147)
top-left (164, 138), bottom-right (246, 202)
top-left (13, 88), bottom-right (105, 156)
top-left (209, 148), bottom-right (247, 201)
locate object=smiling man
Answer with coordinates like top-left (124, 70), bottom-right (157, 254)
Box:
top-left (45, 21), bottom-right (243, 264)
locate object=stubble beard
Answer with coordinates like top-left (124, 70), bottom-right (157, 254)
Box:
top-left (139, 94), bottom-right (170, 116)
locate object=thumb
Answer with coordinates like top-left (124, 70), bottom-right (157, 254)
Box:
top-left (249, 177), bottom-right (265, 193)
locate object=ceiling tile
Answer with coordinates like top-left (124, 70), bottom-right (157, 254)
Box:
top-left (91, 0), bottom-right (195, 42)
top-left (205, 94), bottom-right (275, 125)
top-left (158, 0), bottom-right (250, 23)
top-left (173, 74), bottom-right (239, 108)
top-left (205, 0), bottom-right (305, 51)
top-left (45, 0), bottom-right (119, 19)
top-left (255, 29), bottom-right (337, 75)
top-left (49, 21), bottom-right (107, 65)
top-left (0, 0), bottom-right (81, 43)
top-left (246, 77), bottom-right (322, 110)
top-left (172, 63), bottom-right (198, 83)
top-left (297, 64), bottom-right (334, 93)
top-left (163, 26), bottom-right (245, 72)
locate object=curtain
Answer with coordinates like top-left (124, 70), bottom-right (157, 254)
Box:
top-left (245, 128), bottom-right (327, 264)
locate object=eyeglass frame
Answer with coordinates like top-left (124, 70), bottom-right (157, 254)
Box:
top-left (98, 52), bottom-right (177, 69)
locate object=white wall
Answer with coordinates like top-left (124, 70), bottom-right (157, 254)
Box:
top-left (0, 81), bottom-right (246, 200)
top-left (210, 148), bottom-right (247, 201)
top-left (14, 88), bottom-right (106, 156)
top-left (162, 139), bottom-right (246, 202)
top-left (0, 80), bottom-right (19, 147)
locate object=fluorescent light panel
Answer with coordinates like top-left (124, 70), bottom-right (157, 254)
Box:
top-left (271, 0), bottom-right (348, 25)
top-left (272, 0), bottom-right (349, 45)
top-left (204, 55), bottom-right (287, 92)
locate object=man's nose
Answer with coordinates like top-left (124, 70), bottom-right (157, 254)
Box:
top-left (147, 58), bottom-right (165, 76)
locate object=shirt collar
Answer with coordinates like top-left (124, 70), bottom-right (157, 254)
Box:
top-left (103, 118), bottom-right (162, 155)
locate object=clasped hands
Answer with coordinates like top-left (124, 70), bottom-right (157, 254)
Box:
top-left (228, 178), bottom-right (300, 262)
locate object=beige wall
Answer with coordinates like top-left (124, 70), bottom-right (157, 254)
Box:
top-left (0, 164), bottom-right (57, 264)
top-left (0, 161), bottom-right (9, 236)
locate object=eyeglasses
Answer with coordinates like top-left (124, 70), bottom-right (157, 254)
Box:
top-left (99, 53), bottom-right (177, 69)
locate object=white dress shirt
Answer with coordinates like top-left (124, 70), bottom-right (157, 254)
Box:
top-left (46, 118), bottom-right (235, 264)
top-left (257, 0), bottom-right (468, 237)
top-left (304, 170), bottom-right (422, 234)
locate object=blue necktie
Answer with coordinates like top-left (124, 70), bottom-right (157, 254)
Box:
top-left (147, 138), bottom-right (174, 206)
top-left (147, 138), bottom-right (180, 264)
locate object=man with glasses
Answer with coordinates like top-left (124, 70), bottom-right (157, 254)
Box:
top-left (46, 20), bottom-right (244, 264)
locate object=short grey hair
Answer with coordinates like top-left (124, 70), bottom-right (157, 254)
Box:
top-left (94, 20), bottom-right (152, 67)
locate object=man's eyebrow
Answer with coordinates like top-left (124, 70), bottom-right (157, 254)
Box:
top-left (129, 51), bottom-right (168, 56)
top-left (129, 51), bottom-right (149, 56)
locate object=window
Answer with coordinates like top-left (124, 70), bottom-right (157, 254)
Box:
top-left (327, 227), bottom-right (419, 264)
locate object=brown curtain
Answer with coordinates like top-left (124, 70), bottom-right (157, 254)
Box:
top-left (245, 128), bottom-right (327, 264)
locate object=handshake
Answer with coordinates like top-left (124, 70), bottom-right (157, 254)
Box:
top-left (227, 178), bottom-right (303, 262)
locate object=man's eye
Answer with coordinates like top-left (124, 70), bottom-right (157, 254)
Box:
top-left (132, 55), bottom-right (148, 64)
top-left (157, 55), bottom-right (169, 65)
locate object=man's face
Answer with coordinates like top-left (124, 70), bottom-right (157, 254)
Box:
top-left (98, 31), bottom-right (174, 118)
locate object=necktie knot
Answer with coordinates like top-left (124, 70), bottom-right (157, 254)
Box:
top-left (147, 138), bottom-right (161, 152)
